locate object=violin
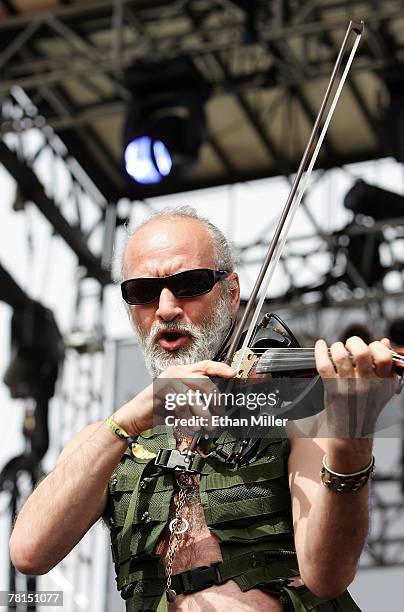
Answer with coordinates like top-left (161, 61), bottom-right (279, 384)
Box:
top-left (197, 309), bottom-right (404, 464)
top-left (229, 312), bottom-right (404, 379)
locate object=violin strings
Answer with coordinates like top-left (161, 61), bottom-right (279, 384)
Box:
top-left (234, 347), bottom-right (404, 367)
top-left (252, 357), bottom-right (314, 360)
top-left (249, 349), bottom-right (315, 352)
top-left (251, 354), bottom-right (404, 360)
top-left (240, 347), bottom-right (403, 360)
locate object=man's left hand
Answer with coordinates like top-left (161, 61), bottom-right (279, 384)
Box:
top-left (315, 336), bottom-right (397, 438)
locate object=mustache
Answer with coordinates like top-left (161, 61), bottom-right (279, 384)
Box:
top-left (148, 321), bottom-right (198, 344)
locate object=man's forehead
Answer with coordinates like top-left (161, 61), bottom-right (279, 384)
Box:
top-left (123, 217), bottom-right (215, 275)
top-left (129, 217), bottom-right (213, 252)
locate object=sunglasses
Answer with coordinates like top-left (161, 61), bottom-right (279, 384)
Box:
top-left (121, 268), bottom-right (230, 305)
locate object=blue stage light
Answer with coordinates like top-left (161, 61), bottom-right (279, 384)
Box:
top-left (124, 136), bottom-right (172, 185)
top-left (153, 139), bottom-right (172, 176)
top-left (122, 57), bottom-right (210, 186)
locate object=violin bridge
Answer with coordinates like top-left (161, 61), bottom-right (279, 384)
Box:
top-left (231, 348), bottom-right (259, 379)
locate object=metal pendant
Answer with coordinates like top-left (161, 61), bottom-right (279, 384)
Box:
top-left (169, 517), bottom-right (189, 535)
top-left (166, 588), bottom-right (177, 603)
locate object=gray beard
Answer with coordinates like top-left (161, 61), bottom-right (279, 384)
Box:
top-left (131, 293), bottom-right (232, 377)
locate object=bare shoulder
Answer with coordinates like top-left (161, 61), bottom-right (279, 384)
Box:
top-left (57, 421), bottom-right (105, 465)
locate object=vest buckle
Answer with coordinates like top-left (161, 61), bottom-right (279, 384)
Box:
top-left (173, 564), bottom-right (221, 594)
top-left (154, 448), bottom-right (200, 472)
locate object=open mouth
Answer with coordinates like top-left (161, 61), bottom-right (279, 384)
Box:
top-left (157, 329), bottom-right (190, 351)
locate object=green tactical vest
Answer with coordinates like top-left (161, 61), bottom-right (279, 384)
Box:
top-left (106, 427), bottom-right (362, 612)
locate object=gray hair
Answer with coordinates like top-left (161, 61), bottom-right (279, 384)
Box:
top-left (113, 205), bottom-right (236, 282)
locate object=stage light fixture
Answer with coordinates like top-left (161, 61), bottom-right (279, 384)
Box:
top-left (335, 219), bottom-right (385, 287)
top-left (3, 300), bottom-right (64, 400)
top-left (122, 58), bottom-right (210, 185)
top-left (344, 180), bottom-right (404, 221)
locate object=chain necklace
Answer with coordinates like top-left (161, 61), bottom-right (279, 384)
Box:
top-left (165, 428), bottom-right (199, 603)
top-left (172, 425), bottom-right (193, 445)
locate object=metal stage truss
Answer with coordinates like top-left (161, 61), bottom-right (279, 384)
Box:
top-left (0, 0), bottom-right (404, 198)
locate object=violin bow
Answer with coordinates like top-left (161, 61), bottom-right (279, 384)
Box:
top-left (225, 20), bottom-right (364, 371)
top-left (188, 20), bottom-right (364, 455)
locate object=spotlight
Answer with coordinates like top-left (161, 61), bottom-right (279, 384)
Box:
top-left (124, 136), bottom-right (172, 185)
top-left (344, 180), bottom-right (404, 221)
top-left (122, 57), bottom-right (210, 185)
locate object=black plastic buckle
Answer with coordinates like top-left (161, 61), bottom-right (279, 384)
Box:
top-left (154, 448), bottom-right (198, 472)
top-left (188, 565), bottom-right (220, 591)
top-left (260, 577), bottom-right (292, 595)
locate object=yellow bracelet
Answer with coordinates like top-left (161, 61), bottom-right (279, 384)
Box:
top-left (105, 416), bottom-right (131, 442)
top-left (105, 415), bottom-right (156, 460)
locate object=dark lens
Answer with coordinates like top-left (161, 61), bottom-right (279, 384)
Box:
top-left (170, 269), bottom-right (214, 298)
top-left (121, 278), bottom-right (162, 304)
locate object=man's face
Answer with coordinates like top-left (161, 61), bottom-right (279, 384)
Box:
top-left (123, 218), bottom-right (240, 376)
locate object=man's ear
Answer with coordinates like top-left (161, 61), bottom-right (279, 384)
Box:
top-left (229, 272), bottom-right (240, 319)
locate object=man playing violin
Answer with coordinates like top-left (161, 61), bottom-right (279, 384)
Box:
top-left (9, 206), bottom-right (395, 611)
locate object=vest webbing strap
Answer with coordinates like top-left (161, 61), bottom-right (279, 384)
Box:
top-left (170, 549), bottom-right (298, 595)
top-left (202, 457), bottom-right (285, 486)
top-left (120, 461), bottom-right (151, 578)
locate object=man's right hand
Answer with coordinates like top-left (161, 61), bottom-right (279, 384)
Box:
top-left (113, 360), bottom-right (236, 436)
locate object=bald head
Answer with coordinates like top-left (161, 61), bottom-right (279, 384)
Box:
top-left (117, 205), bottom-right (235, 283)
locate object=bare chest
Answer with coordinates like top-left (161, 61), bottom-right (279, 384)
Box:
top-left (154, 479), bottom-right (283, 612)
top-left (152, 437), bottom-right (289, 610)
top-left (154, 473), bottom-right (222, 572)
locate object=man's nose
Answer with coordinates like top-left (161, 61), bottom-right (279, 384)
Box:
top-left (155, 287), bottom-right (184, 321)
